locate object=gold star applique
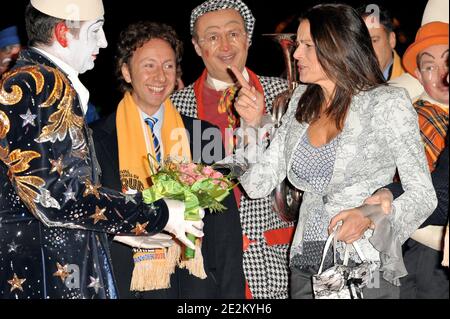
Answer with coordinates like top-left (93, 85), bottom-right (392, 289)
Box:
top-left (49, 156), bottom-right (65, 175)
top-left (53, 263), bottom-right (69, 283)
top-left (90, 206), bottom-right (108, 224)
top-left (8, 273), bottom-right (26, 292)
top-left (131, 222), bottom-right (149, 236)
top-left (83, 178), bottom-right (101, 199)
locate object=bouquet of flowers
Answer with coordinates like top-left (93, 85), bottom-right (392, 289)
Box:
top-left (142, 157), bottom-right (236, 259)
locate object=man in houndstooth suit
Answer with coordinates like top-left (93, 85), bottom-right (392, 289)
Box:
top-left (171, 0), bottom-right (295, 299)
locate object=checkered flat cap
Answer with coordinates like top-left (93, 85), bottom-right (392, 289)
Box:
top-left (190, 0), bottom-right (255, 40)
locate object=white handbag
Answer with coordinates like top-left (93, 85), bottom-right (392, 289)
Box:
top-left (312, 229), bottom-right (377, 299)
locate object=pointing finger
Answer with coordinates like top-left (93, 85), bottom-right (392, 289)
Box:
top-left (229, 65), bottom-right (251, 89)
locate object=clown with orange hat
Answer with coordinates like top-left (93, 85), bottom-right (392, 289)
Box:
top-left (403, 21), bottom-right (448, 171)
top-left (397, 20), bottom-right (449, 299)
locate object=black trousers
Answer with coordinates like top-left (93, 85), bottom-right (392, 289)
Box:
top-left (400, 239), bottom-right (449, 299)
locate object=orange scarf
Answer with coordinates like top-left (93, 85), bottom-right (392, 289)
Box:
top-left (115, 92), bottom-right (206, 291)
top-left (117, 92), bottom-right (191, 190)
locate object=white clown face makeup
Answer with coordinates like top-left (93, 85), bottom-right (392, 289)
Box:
top-left (66, 17), bottom-right (108, 74)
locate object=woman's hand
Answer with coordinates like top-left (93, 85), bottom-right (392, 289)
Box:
top-left (229, 65), bottom-right (265, 127)
top-left (363, 188), bottom-right (394, 214)
top-left (328, 208), bottom-right (373, 244)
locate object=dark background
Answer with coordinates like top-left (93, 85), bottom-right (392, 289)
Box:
top-left (2, 0), bottom-right (428, 116)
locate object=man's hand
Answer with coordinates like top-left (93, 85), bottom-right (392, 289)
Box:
top-left (229, 65), bottom-right (265, 127)
top-left (329, 208), bottom-right (373, 244)
top-left (163, 199), bottom-right (204, 250)
top-left (363, 188), bottom-right (394, 214)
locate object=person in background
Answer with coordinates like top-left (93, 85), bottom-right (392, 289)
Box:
top-left (402, 21), bottom-right (448, 171)
top-left (171, 0), bottom-right (294, 299)
top-left (357, 4), bottom-right (405, 81)
top-left (0, 25), bottom-right (21, 75)
top-left (390, 0), bottom-right (449, 101)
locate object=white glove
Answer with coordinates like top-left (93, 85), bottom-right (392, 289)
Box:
top-left (163, 199), bottom-right (205, 250)
top-left (113, 233), bottom-right (174, 249)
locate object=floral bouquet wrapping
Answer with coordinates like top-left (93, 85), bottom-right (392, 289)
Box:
top-left (142, 158), bottom-right (236, 259)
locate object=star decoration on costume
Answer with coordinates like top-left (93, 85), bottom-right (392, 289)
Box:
top-left (87, 276), bottom-right (103, 294)
top-left (7, 241), bottom-right (21, 253)
top-left (124, 194), bottom-right (137, 205)
top-left (63, 187), bottom-right (77, 203)
top-left (49, 156), bottom-right (66, 175)
top-left (131, 222), bottom-right (149, 236)
top-left (90, 206), bottom-right (108, 224)
top-left (82, 178), bottom-right (101, 199)
top-left (19, 108), bottom-right (37, 128)
top-left (8, 273), bottom-right (26, 292)
top-left (53, 263), bottom-right (70, 283)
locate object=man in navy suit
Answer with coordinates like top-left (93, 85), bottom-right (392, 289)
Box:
top-left (91, 21), bottom-right (244, 299)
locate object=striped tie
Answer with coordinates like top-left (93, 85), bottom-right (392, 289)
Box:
top-left (145, 117), bottom-right (161, 164)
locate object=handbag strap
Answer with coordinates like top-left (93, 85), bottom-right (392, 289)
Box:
top-left (341, 240), bottom-right (368, 266)
top-left (318, 227), bottom-right (368, 274)
top-left (350, 241), bottom-right (368, 263)
top-left (318, 228), bottom-right (338, 274)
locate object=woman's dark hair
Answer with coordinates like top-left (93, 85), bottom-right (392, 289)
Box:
top-left (25, 4), bottom-right (80, 46)
top-left (295, 4), bottom-right (385, 129)
top-left (116, 21), bottom-right (183, 92)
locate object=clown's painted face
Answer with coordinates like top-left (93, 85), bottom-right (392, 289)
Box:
top-left (416, 44), bottom-right (449, 105)
top-left (192, 9), bottom-right (249, 83)
top-left (66, 17), bottom-right (108, 74)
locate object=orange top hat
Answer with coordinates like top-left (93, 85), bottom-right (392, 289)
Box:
top-left (403, 21), bottom-right (449, 77)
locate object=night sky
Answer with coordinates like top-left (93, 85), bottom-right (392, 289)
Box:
top-left (2, 0), bottom-right (428, 116)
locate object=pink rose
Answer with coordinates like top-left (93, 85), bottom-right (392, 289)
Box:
top-left (211, 171), bottom-right (223, 179)
top-left (179, 164), bottom-right (191, 174)
top-left (201, 166), bottom-right (214, 177)
top-left (193, 173), bottom-right (206, 182)
top-left (180, 174), bottom-right (196, 186)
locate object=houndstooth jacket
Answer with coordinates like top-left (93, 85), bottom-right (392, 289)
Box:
top-left (171, 75), bottom-right (294, 299)
top-left (238, 84), bottom-right (437, 274)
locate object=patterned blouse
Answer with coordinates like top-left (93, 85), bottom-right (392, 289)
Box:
top-left (290, 133), bottom-right (339, 270)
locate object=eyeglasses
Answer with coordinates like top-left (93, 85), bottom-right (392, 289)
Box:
top-left (419, 64), bottom-right (449, 75)
top-left (198, 30), bottom-right (247, 47)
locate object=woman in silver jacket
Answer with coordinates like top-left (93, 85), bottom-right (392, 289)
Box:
top-left (228, 4), bottom-right (437, 299)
